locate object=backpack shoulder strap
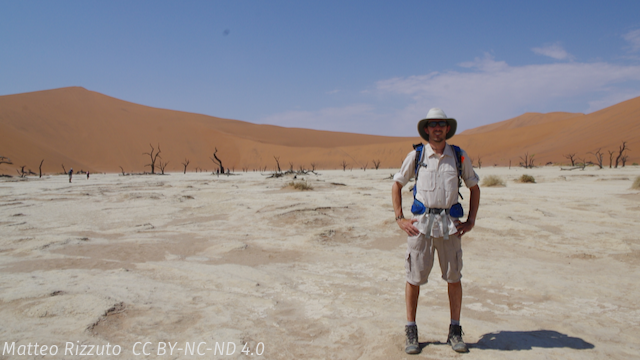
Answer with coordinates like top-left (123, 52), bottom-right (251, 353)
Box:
top-left (449, 144), bottom-right (463, 178)
top-left (412, 143), bottom-right (423, 197)
top-left (450, 144), bottom-right (464, 200)
top-left (412, 143), bottom-right (424, 177)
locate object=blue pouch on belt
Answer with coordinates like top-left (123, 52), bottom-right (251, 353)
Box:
top-left (411, 199), bottom-right (426, 215)
top-left (450, 203), bottom-right (464, 218)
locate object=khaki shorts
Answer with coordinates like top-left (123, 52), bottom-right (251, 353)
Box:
top-left (405, 233), bottom-right (463, 285)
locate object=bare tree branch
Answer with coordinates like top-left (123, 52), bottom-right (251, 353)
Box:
top-left (210, 147), bottom-right (225, 174)
top-left (181, 158), bottom-right (190, 174)
top-left (615, 141), bottom-right (628, 168)
top-left (143, 144), bottom-right (162, 174)
top-left (0, 156), bottom-right (12, 165)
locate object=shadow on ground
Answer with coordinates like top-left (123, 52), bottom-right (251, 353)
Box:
top-left (470, 330), bottom-right (595, 351)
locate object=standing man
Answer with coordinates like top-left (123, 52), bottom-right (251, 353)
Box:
top-left (391, 108), bottom-right (480, 354)
top-left (68, 168), bottom-right (73, 183)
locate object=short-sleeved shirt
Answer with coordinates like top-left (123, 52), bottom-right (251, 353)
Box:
top-left (394, 143), bottom-right (479, 237)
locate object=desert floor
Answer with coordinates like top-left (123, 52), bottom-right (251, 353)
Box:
top-left (1, 166), bottom-right (639, 359)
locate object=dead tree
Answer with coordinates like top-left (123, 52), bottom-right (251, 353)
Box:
top-left (608, 150), bottom-right (615, 168)
top-left (210, 148), bottom-right (225, 174)
top-left (158, 160), bottom-right (169, 175)
top-left (0, 156), bottom-right (12, 165)
top-left (614, 141), bottom-right (628, 168)
top-left (564, 154), bottom-right (577, 166)
top-left (38, 159), bottom-right (44, 178)
top-left (119, 166), bottom-right (126, 176)
top-left (476, 156), bottom-right (482, 169)
top-left (519, 152), bottom-right (535, 168)
top-left (17, 166), bottom-right (27, 178)
top-left (341, 160), bottom-right (348, 171)
top-left (362, 161), bottom-right (369, 171)
top-left (61, 164), bottom-right (67, 174)
top-left (288, 162), bottom-right (294, 172)
top-left (273, 156), bottom-right (281, 173)
top-left (372, 159), bottom-right (381, 170)
top-left (310, 163), bottom-right (317, 171)
top-left (589, 148), bottom-right (604, 169)
top-left (621, 154), bottom-right (629, 167)
top-left (182, 159), bottom-right (190, 174)
top-left (143, 144), bottom-right (162, 174)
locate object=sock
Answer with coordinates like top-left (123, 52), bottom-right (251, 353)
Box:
top-left (407, 321), bottom-right (416, 327)
top-left (451, 319), bottom-right (460, 326)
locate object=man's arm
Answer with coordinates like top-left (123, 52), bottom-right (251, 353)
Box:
top-left (456, 184), bottom-right (479, 236)
top-left (392, 181), bottom-right (419, 236)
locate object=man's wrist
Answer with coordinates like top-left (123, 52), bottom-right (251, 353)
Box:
top-left (395, 214), bottom-right (405, 221)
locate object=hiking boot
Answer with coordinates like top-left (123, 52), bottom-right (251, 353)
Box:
top-left (447, 324), bottom-right (468, 353)
top-left (405, 324), bottom-right (420, 354)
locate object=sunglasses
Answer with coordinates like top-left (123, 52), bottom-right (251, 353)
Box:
top-left (426, 121), bottom-right (448, 128)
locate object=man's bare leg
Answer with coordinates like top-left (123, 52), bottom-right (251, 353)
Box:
top-left (406, 282), bottom-right (420, 322)
top-left (448, 281), bottom-right (462, 321)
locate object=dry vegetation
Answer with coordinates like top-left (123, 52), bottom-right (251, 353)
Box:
top-left (517, 174), bottom-right (536, 183)
top-left (481, 175), bottom-right (506, 187)
top-left (632, 176), bottom-right (640, 190)
top-left (286, 180), bottom-right (313, 191)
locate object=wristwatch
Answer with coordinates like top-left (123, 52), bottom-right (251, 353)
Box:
top-left (395, 214), bottom-right (405, 221)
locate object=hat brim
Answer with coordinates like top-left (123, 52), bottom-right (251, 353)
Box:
top-left (417, 118), bottom-right (457, 141)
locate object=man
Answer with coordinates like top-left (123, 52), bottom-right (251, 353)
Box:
top-left (391, 108), bottom-right (480, 354)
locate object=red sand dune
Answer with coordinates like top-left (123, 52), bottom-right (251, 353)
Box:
top-left (1, 87), bottom-right (638, 174)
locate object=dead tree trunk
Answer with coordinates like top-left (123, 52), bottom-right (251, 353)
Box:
top-left (589, 148), bottom-right (604, 169)
top-left (519, 152), bottom-right (535, 168)
top-left (61, 164), bottom-right (67, 174)
top-left (372, 159), bottom-right (381, 170)
top-left (273, 156), bottom-right (281, 173)
top-left (119, 166), bottom-right (126, 176)
top-left (143, 144), bottom-right (162, 174)
top-left (564, 154), bottom-right (576, 166)
top-left (159, 160), bottom-right (169, 175)
top-left (182, 159), bottom-right (190, 174)
top-left (341, 160), bottom-right (348, 171)
top-left (210, 148), bottom-right (225, 174)
top-left (39, 159), bottom-right (44, 178)
top-left (608, 150), bottom-right (615, 168)
top-left (614, 141), bottom-right (627, 168)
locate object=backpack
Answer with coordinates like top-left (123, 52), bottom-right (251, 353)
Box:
top-left (411, 143), bottom-right (465, 217)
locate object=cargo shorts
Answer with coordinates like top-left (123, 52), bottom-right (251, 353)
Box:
top-left (405, 232), bottom-right (463, 285)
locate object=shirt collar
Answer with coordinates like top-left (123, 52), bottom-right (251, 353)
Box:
top-left (425, 142), bottom-right (453, 158)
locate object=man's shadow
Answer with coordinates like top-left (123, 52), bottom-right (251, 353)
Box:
top-left (470, 330), bottom-right (594, 351)
top-left (418, 330), bottom-right (594, 352)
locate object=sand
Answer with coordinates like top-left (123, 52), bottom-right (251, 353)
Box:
top-left (1, 166), bottom-right (639, 359)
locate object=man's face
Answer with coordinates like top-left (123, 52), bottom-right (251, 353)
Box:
top-left (425, 120), bottom-right (449, 143)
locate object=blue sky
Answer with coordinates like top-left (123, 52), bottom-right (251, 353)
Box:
top-left (2, 1), bottom-right (640, 136)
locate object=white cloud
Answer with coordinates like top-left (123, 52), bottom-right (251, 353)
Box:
top-left (532, 43), bottom-right (573, 60)
top-left (260, 54), bottom-right (640, 137)
top-left (623, 29), bottom-right (640, 52)
top-left (376, 54), bottom-right (640, 132)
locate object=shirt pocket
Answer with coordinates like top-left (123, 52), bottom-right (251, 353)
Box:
top-left (416, 169), bottom-right (436, 191)
top-left (443, 170), bottom-right (459, 203)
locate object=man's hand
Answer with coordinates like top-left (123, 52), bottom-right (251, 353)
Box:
top-left (455, 219), bottom-right (474, 237)
top-left (398, 218), bottom-right (420, 237)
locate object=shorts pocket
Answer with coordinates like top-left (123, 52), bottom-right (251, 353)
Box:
top-left (407, 234), bottom-right (426, 252)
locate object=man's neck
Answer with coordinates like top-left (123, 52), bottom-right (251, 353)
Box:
top-left (428, 140), bottom-right (447, 155)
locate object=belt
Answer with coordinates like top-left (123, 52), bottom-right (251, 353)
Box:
top-left (418, 207), bottom-right (451, 240)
